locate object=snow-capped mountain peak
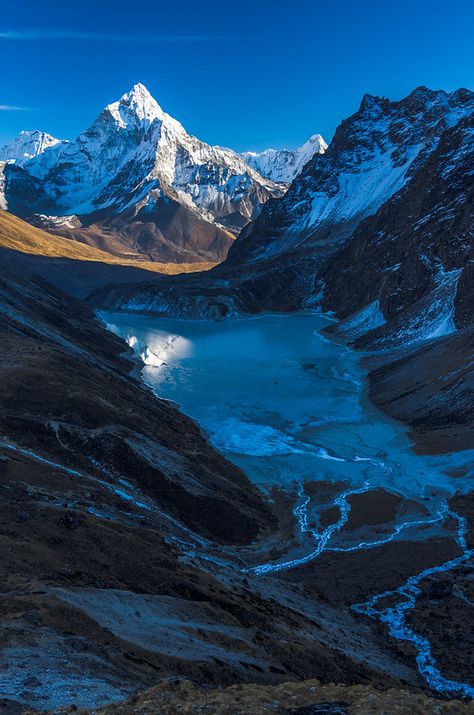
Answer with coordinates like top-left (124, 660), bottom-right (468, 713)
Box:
top-left (296, 133), bottom-right (328, 165)
top-left (106, 82), bottom-right (168, 129)
top-left (241, 134), bottom-right (327, 184)
top-left (0, 129), bottom-right (68, 166)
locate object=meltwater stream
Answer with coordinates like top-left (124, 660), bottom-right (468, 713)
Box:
top-left (101, 311), bottom-right (474, 697)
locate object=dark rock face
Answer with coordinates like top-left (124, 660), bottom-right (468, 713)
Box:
top-left (322, 114), bottom-right (474, 346)
top-left (366, 327), bottom-right (474, 454)
top-left (427, 580), bottom-right (453, 600)
top-left (0, 699), bottom-right (24, 715)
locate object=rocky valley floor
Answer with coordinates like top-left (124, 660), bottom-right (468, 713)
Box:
top-left (4, 271), bottom-right (464, 713)
top-left (0, 281), bottom-right (471, 712)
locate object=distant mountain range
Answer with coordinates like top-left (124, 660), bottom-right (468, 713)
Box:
top-left (241, 134), bottom-right (327, 183)
top-left (0, 129), bottom-right (66, 164)
top-left (0, 84), bottom-right (325, 263)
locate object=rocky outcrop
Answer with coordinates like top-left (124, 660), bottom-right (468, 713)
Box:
top-left (322, 114), bottom-right (473, 347)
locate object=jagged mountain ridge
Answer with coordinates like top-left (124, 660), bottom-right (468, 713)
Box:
top-left (229, 86), bottom-right (474, 266)
top-left (0, 129), bottom-right (68, 165)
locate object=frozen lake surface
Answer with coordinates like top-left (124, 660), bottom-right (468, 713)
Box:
top-left (101, 311), bottom-right (470, 502)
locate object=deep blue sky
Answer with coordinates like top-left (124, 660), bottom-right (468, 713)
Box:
top-left (1, 0), bottom-right (473, 151)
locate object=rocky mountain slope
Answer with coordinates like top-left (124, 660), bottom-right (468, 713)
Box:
top-left (1, 268), bottom-right (430, 712)
top-left (0, 209), bottom-right (213, 272)
top-left (240, 134), bottom-right (327, 184)
top-left (323, 112), bottom-right (473, 345)
top-left (367, 326), bottom-right (474, 454)
top-left (318, 113), bottom-right (473, 454)
top-left (1, 84), bottom-right (286, 263)
top-left (229, 86), bottom-right (474, 266)
top-left (0, 210), bottom-right (216, 301)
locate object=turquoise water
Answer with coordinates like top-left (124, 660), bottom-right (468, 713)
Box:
top-left (101, 311), bottom-right (471, 502)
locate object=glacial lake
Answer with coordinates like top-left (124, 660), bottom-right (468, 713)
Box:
top-left (101, 311), bottom-right (470, 505)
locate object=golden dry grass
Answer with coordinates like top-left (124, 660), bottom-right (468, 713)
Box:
top-left (87, 678), bottom-right (474, 715)
top-left (0, 210), bottom-right (217, 275)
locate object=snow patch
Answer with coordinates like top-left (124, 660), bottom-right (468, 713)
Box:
top-left (124, 332), bottom-right (192, 367)
top-left (369, 267), bottom-right (462, 350)
top-left (335, 301), bottom-right (386, 342)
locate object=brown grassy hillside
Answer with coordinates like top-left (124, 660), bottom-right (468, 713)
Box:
top-left (0, 210), bottom-right (216, 274)
top-left (87, 678), bottom-right (474, 714)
